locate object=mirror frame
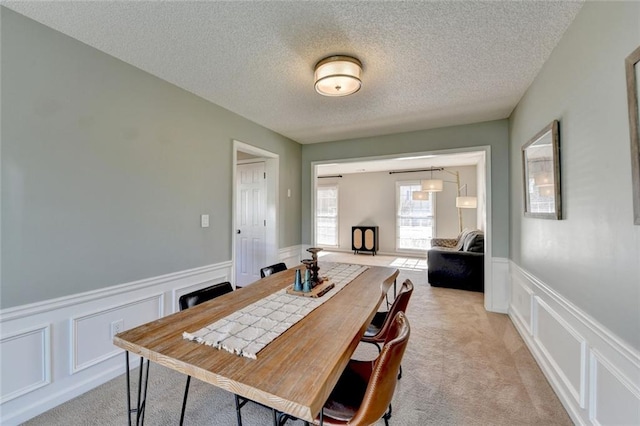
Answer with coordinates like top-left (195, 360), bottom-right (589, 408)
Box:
top-left (522, 120), bottom-right (561, 220)
top-left (625, 46), bottom-right (640, 225)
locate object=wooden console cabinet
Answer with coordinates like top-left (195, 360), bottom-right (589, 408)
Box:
top-left (352, 226), bottom-right (379, 255)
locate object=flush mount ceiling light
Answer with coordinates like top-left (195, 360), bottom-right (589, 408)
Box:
top-left (314, 55), bottom-right (362, 97)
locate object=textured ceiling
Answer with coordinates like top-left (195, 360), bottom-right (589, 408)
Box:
top-left (3, 1), bottom-right (583, 144)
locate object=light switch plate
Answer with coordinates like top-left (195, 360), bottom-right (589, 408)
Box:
top-left (201, 214), bottom-right (209, 228)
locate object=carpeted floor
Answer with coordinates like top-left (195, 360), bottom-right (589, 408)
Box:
top-left (23, 253), bottom-right (571, 425)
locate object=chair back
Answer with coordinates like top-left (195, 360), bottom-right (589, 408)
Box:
top-left (380, 270), bottom-right (399, 299)
top-left (376, 279), bottom-right (413, 338)
top-left (260, 262), bottom-right (287, 278)
top-left (350, 312), bottom-right (411, 426)
top-left (179, 282), bottom-right (233, 311)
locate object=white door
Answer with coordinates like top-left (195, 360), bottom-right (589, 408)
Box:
top-left (236, 162), bottom-right (266, 287)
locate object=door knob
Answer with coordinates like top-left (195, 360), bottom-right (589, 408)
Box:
top-left (236, 229), bottom-right (241, 234)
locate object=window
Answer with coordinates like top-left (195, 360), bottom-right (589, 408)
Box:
top-left (396, 181), bottom-right (435, 251)
top-left (316, 185), bottom-right (339, 246)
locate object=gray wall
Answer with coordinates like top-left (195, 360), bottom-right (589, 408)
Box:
top-left (1, 9), bottom-right (302, 308)
top-left (302, 120), bottom-right (509, 257)
top-left (509, 2), bottom-right (640, 349)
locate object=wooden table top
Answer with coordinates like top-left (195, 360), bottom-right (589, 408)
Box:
top-left (113, 264), bottom-right (397, 422)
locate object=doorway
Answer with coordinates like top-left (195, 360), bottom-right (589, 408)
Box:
top-left (310, 147), bottom-right (495, 311)
top-left (235, 161), bottom-right (266, 287)
top-left (232, 140), bottom-right (279, 288)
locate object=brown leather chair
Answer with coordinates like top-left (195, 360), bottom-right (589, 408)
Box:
top-left (380, 270), bottom-right (399, 309)
top-left (317, 311), bottom-right (411, 426)
top-left (177, 282), bottom-right (233, 425)
top-left (362, 279), bottom-right (413, 379)
top-left (260, 262), bottom-right (287, 278)
top-left (364, 279), bottom-right (413, 347)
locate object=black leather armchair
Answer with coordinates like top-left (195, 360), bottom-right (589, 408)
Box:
top-left (427, 230), bottom-right (484, 292)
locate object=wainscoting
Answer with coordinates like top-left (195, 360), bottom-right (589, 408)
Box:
top-left (278, 245), bottom-right (304, 269)
top-left (4, 250), bottom-right (637, 425)
top-left (487, 257), bottom-right (510, 314)
top-left (0, 261), bottom-right (233, 425)
top-left (510, 263), bottom-right (640, 425)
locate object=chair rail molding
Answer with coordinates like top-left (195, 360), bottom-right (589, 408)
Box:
top-left (509, 261), bottom-right (640, 426)
top-left (0, 261), bottom-right (233, 426)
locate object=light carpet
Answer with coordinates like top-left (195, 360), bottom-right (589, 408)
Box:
top-left (23, 254), bottom-right (571, 425)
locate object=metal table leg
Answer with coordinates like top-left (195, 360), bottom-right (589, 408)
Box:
top-left (125, 351), bottom-right (150, 426)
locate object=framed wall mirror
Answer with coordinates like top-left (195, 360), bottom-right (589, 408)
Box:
top-left (522, 120), bottom-right (561, 219)
top-left (625, 46), bottom-right (640, 225)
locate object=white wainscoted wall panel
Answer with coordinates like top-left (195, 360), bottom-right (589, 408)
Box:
top-left (510, 263), bottom-right (640, 425)
top-left (510, 276), bottom-right (533, 334)
top-left (533, 298), bottom-right (587, 407)
top-left (0, 325), bottom-right (51, 404)
top-left (590, 350), bottom-right (640, 425)
top-left (71, 294), bottom-right (164, 374)
top-left (487, 257), bottom-right (510, 313)
top-left (279, 245), bottom-right (303, 269)
top-left (0, 261), bottom-right (232, 426)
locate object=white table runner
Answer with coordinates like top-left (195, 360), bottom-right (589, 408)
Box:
top-left (183, 263), bottom-right (368, 359)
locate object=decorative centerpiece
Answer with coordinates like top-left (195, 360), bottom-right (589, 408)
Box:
top-left (286, 247), bottom-right (334, 297)
top-left (305, 247), bottom-right (323, 286)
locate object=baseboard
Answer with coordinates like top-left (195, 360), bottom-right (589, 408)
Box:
top-left (0, 262), bottom-right (232, 425)
top-left (509, 262), bottom-right (640, 425)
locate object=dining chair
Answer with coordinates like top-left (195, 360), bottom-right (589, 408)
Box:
top-left (316, 311), bottom-right (411, 426)
top-left (177, 281), bottom-right (233, 425)
top-left (260, 262), bottom-right (287, 278)
top-left (380, 270), bottom-right (399, 310)
top-left (362, 279), bottom-right (413, 379)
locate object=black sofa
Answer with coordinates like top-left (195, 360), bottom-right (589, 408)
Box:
top-left (427, 229), bottom-right (484, 292)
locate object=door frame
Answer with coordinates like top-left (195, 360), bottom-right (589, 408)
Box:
top-left (232, 140), bottom-right (279, 288)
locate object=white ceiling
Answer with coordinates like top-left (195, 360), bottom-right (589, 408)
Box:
top-left (3, 1), bottom-right (583, 144)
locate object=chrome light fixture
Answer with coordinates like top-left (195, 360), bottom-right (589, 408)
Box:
top-left (314, 55), bottom-right (362, 97)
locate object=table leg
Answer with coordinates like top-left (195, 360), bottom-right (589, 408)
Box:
top-left (235, 394), bottom-right (247, 426)
top-left (125, 351), bottom-right (150, 426)
top-left (126, 352), bottom-right (131, 426)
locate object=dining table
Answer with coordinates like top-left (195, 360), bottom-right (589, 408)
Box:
top-left (113, 263), bottom-right (398, 425)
